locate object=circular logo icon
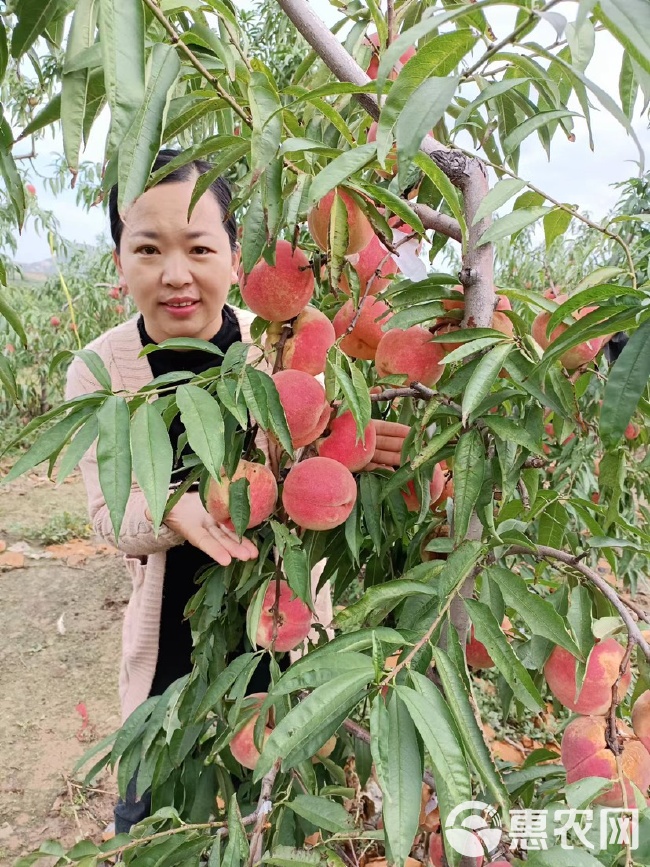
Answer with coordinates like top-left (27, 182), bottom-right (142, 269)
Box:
top-left (444, 801), bottom-right (503, 858)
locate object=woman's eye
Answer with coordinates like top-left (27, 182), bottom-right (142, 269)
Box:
top-left (137, 246), bottom-right (158, 255)
top-left (192, 246), bottom-right (211, 255)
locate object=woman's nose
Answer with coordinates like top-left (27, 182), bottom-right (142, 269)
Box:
top-left (162, 253), bottom-right (192, 287)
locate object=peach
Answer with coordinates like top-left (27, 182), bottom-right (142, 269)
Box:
top-left (434, 463), bottom-right (454, 509)
top-left (230, 693), bottom-right (273, 770)
top-left (561, 715), bottom-right (650, 807)
top-left (307, 188), bottom-right (374, 255)
top-left (239, 239), bottom-right (314, 322)
top-left (375, 326), bottom-right (445, 386)
top-left (265, 306), bottom-right (335, 376)
top-left (282, 457), bottom-right (357, 530)
top-left (271, 369), bottom-right (331, 448)
top-left (544, 638), bottom-right (632, 715)
top-left (428, 830), bottom-right (484, 867)
top-left (625, 422), bottom-right (640, 441)
top-left (206, 460), bottom-right (277, 530)
top-left (491, 310), bottom-right (514, 338)
top-left (531, 294), bottom-right (604, 370)
top-left (466, 618), bottom-right (513, 670)
top-left (367, 122), bottom-right (397, 178)
top-left (363, 31), bottom-right (416, 80)
top-left (316, 410), bottom-right (377, 472)
top-left (255, 579), bottom-right (313, 652)
top-left (312, 735), bottom-right (337, 763)
top-left (346, 232), bottom-right (398, 295)
top-left (402, 463), bottom-right (445, 513)
top-left (333, 297), bottom-right (393, 360)
top-left (632, 690), bottom-right (650, 752)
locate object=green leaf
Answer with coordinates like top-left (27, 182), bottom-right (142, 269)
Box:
top-left (286, 795), bottom-right (355, 835)
top-left (487, 566), bottom-right (582, 658)
top-left (118, 43), bottom-right (181, 211)
top-left (0, 20), bottom-right (7, 81)
top-left (0, 353), bottom-right (17, 401)
top-left (334, 580), bottom-right (437, 633)
top-left (309, 144), bottom-right (377, 205)
top-left (396, 675), bottom-right (472, 862)
top-left (525, 848), bottom-right (605, 867)
top-left (359, 183), bottom-right (425, 235)
top-left (453, 430), bottom-right (485, 543)
top-left (263, 847), bottom-right (320, 867)
top-left (254, 670), bottom-right (372, 780)
top-left (247, 368), bottom-right (294, 458)
top-left (464, 600), bottom-right (545, 712)
top-left (543, 208), bottom-right (574, 249)
top-left (454, 78), bottom-right (529, 129)
top-left (379, 695), bottom-right (422, 867)
top-left (130, 402), bottom-right (173, 533)
top-left (483, 416), bottom-right (543, 455)
top-left (99, 0), bottom-right (145, 159)
top-left (414, 153), bottom-right (467, 246)
top-left (595, 0), bottom-right (650, 77)
top-left (176, 384), bottom-right (225, 482)
top-left (538, 499), bottom-right (567, 550)
top-left (0, 294), bottom-right (27, 346)
top-left (72, 349), bottom-right (113, 392)
top-left (600, 320), bottom-right (650, 445)
top-left (412, 422), bottom-right (462, 470)
top-left (472, 178), bottom-right (527, 226)
top-left (18, 92), bottom-right (62, 140)
top-left (396, 77), bottom-right (459, 178)
top-left (272, 652), bottom-right (374, 696)
top-left (97, 396), bottom-right (132, 542)
top-left (1, 406), bottom-right (94, 486)
top-left (360, 473), bottom-right (383, 553)
top-left (462, 343), bottom-right (513, 424)
top-left (11, 0), bottom-right (69, 57)
top-left (249, 71), bottom-right (283, 181)
top-left (61, 0), bottom-right (96, 172)
top-left (478, 206), bottom-right (552, 246)
top-left (503, 109), bottom-right (579, 154)
top-left (431, 648), bottom-right (509, 815)
top-left (619, 51), bottom-right (638, 119)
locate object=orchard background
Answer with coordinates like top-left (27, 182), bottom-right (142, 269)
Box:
top-left (1, 0), bottom-right (650, 866)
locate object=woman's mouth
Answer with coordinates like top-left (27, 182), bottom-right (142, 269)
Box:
top-left (162, 299), bottom-right (200, 317)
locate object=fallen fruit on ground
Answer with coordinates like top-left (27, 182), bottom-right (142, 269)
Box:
top-left (544, 638), bottom-right (632, 715)
top-left (206, 460), bottom-right (277, 530)
top-left (333, 296), bottom-right (393, 360)
top-left (375, 326), bottom-right (445, 386)
top-left (561, 715), bottom-right (650, 807)
top-left (272, 369), bottom-right (331, 448)
top-left (240, 239), bottom-right (314, 322)
top-left (265, 306), bottom-right (335, 376)
top-left (316, 410), bottom-right (377, 471)
top-left (308, 188), bottom-right (374, 255)
top-left (255, 579), bottom-right (313, 652)
top-left (282, 457), bottom-right (357, 530)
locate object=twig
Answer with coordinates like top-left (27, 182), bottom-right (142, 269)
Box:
top-left (620, 595), bottom-right (650, 626)
top-left (141, 0), bottom-right (251, 125)
top-left (248, 760), bottom-right (281, 867)
top-left (517, 477), bottom-right (530, 510)
top-left (463, 0), bottom-right (565, 79)
top-left (606, 638), bottom-right (635, 756)
top-left (271, 324), bottom-right (293, 374)
top-left (507, 545), bottom-right (650, 661)
top-left (342, 718), bottom-right (436, 790)
top-left (65, 777), bottom-right (84, 841)
top-left (386, 0), bottom-right (395, 46)
top-left (409, 203), bottom-right (462, 243)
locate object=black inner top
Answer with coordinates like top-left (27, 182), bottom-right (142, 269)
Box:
top-left (137, 308), bottom-right (282, 696)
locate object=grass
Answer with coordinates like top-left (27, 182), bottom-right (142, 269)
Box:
top-left (13, 510), bottom-right (92, 546)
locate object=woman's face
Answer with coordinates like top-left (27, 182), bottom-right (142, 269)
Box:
top-left (113, 177), bottom-right (240, 344)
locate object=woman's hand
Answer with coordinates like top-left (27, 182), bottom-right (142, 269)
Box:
top-left (365, 418), bottom-right (411, 471)
top-left (147, 491), bottom-right (258, 566)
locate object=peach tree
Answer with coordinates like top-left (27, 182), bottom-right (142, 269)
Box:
top-left (2, 1), bottom-right (650, 866)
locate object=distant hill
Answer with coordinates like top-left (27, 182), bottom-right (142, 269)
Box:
top-left (16, 242), bottom-right (97, 282)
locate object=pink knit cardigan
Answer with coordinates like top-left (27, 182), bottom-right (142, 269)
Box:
top-left (64, 309), bottom-right (331, 723)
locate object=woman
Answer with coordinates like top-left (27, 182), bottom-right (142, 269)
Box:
top-left (65, 149), bottom-right (408, 833)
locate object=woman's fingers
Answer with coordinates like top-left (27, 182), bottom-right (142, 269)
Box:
top-left (208, 524), bottom-right (258, 560)
top-left (212, 522), bottom-right (259, 558)
top-left (372, 448), bottom-right (403, 466)
top-left (364, 462), bottom-right (395, 472)
top-left (191, 527), bottom-right (233, 566)
top-left (371, 419), bottom-right (411, 438)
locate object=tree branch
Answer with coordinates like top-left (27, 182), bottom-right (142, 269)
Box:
top-left (507, 545), bottom-right (650, 661)
top-left (409, 203), bottom-right (462, 243)
top-left (248, 760), bottom-right (281, 867)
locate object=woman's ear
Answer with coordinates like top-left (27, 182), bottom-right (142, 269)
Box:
top-left (113, 249), bottom-right (129, 296)
top-left (231, 243), bottom-right (241, 283)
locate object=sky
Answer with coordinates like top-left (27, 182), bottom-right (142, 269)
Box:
top-left (11, 0), bottom-right (650, 262)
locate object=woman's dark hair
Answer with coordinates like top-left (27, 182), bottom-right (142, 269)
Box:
top-left (108, 148), bottom-right (237, 252)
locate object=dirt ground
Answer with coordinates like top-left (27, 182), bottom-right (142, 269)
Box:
top-left (0, 467), bottom-right (128, 866)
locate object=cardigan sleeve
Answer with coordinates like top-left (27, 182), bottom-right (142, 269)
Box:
top-left (65, 355), bottom-right (186, 556)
